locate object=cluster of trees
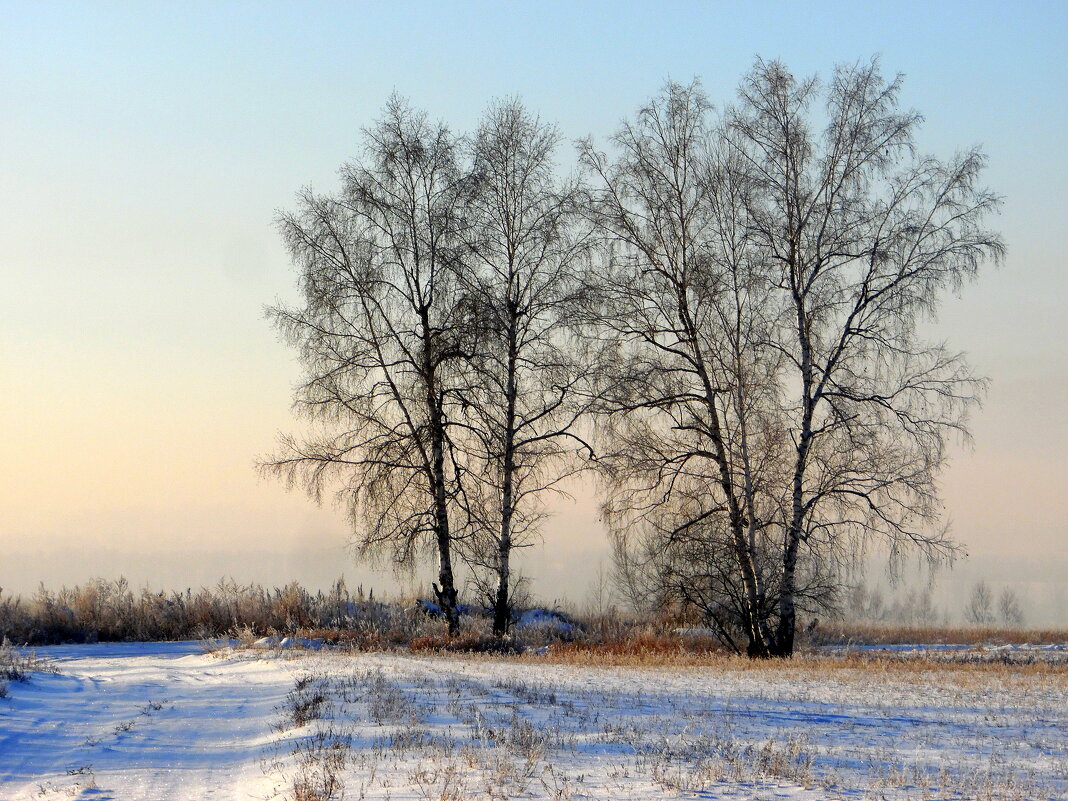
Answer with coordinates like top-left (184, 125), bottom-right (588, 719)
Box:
top-left (267, 58), bottom-right (1002, 657)
top-left (847, 580), bottom-right (1027, 628)
top-left (965, 581), bottom-right (1025, 626)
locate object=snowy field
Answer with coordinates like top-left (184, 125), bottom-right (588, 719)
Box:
top-left (1, 642), bottom-right (1065, 800)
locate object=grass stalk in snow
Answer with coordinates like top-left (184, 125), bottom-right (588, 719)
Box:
top-left (0, 637), bottom-right (58, 697)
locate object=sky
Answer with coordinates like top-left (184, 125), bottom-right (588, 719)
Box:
top-left (1, 1), bottom-right (1066, 623)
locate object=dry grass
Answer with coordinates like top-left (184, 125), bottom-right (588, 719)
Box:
top-left (5, 576), bottom-right (1065, 689)
top-left (408, 632), bottom-right (526, 655)
top-left (268, 673), bottom-right (352, 801)
top-left (252, 648), bottom-right (1064, 801)
top-left (508, 644), bottom-right (1068, 689)
top-left (808, 620), bottom-right (1068, 647)
top-left (0, 638), bottom-right (59, 680)
top-left (0, 577), bottom-right (419, 645)
top-left (0, 637), bottom-right (59, 700)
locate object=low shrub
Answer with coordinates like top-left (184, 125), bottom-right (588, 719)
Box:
top-left (408, 632), bottom-right (526, 655)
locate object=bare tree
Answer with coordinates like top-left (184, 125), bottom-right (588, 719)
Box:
top-left (997, 587), bottom-right (1025, 627)
top-left (729, 57), bottom-right (1003, 654)
top-left (458, 100), bottom-right (594, 636)
top-left (267, 97), bottom-right (472, 634)
top-left (583, 60), bottom-right (1002, 657)
top-left (965, 580), bottom-right (995, 625)
top-left (579, 81), bottom-right (787, 656)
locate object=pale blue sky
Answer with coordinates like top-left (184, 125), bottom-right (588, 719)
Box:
top-left (2, 2), bottom-right (1065, 620)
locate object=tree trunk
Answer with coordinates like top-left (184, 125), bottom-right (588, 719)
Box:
top-left (774, 427), bottom-right (809, 657)
top-left (771, 532), bottom-right (800, 657)
top-left (430, 390), bottom-right (459, 636)
top-left (492, 535), bottom-right (511, 636)
top-left (773, 289), bottom-right (813, 659)
top-left (493, 452), bottom-right (514, 636)
top-left (493, 320), bottom-right (519, 638)
top-left (433, 519), bottom-right (459, 637)
top-left (770, 457), bottom-right (806, 657)
top-left (682, 292), bottom-right (770, 658)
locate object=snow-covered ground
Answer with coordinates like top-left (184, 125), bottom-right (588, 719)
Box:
top-left (1, 642), bottom-right (1065, 800)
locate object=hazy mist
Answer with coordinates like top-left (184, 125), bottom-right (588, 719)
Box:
top-left (2, 2), bottom-right (1065, 626)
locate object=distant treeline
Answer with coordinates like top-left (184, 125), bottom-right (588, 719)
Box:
top-left (2, 577), bottom-right (1061, 651)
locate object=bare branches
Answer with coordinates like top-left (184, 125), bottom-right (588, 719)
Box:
top-left (264, 63), bottom-right (1001, 655)
top-left (580, 80), bottom-right (785, 656)
top-left (727, 56), bottom-right (1003, 654)
top-left (586, 60), bottom-right (1001, 657)
top-left (458, 99), bottom-right (595, 635)
top-left (265, 97), bottom-right (469, 633)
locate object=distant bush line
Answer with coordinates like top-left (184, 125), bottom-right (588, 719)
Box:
top-left (0, 577), bottom-right (597, 648)
top-left (0, 577), bottom-right (391, 645)
top-left (1, 577), bottom-right (1062, 651)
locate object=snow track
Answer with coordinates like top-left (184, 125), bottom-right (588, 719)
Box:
top-left (0, 643), bottom-right (290, 800)
top-left (1, 643), bottom-right (1064, 800)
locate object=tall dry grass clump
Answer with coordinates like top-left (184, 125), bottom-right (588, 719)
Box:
top-left (0, 578), bottom-right (410, 645)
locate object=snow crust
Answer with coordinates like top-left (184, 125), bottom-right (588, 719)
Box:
top-left (1, 642), bottom-right (1064, 799)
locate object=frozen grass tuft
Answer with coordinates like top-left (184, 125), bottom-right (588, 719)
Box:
top-left (277, 672), bottom-right (330, 730)
top-left (288, 727), bottom-right (350, 801)
top-left (0, 637), bottom-right (58, 683)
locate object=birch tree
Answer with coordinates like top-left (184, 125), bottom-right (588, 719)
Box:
top-left (460, 100), bottom-right (593, 636)
top-left (585, 60), bottom-right (1002, 657)
top-left (268, 97), bottom-right (472, 635)
top-left (579, 82), bottom-right (786, 656)
top-left (729, 58), bottom-right (1004, 654)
